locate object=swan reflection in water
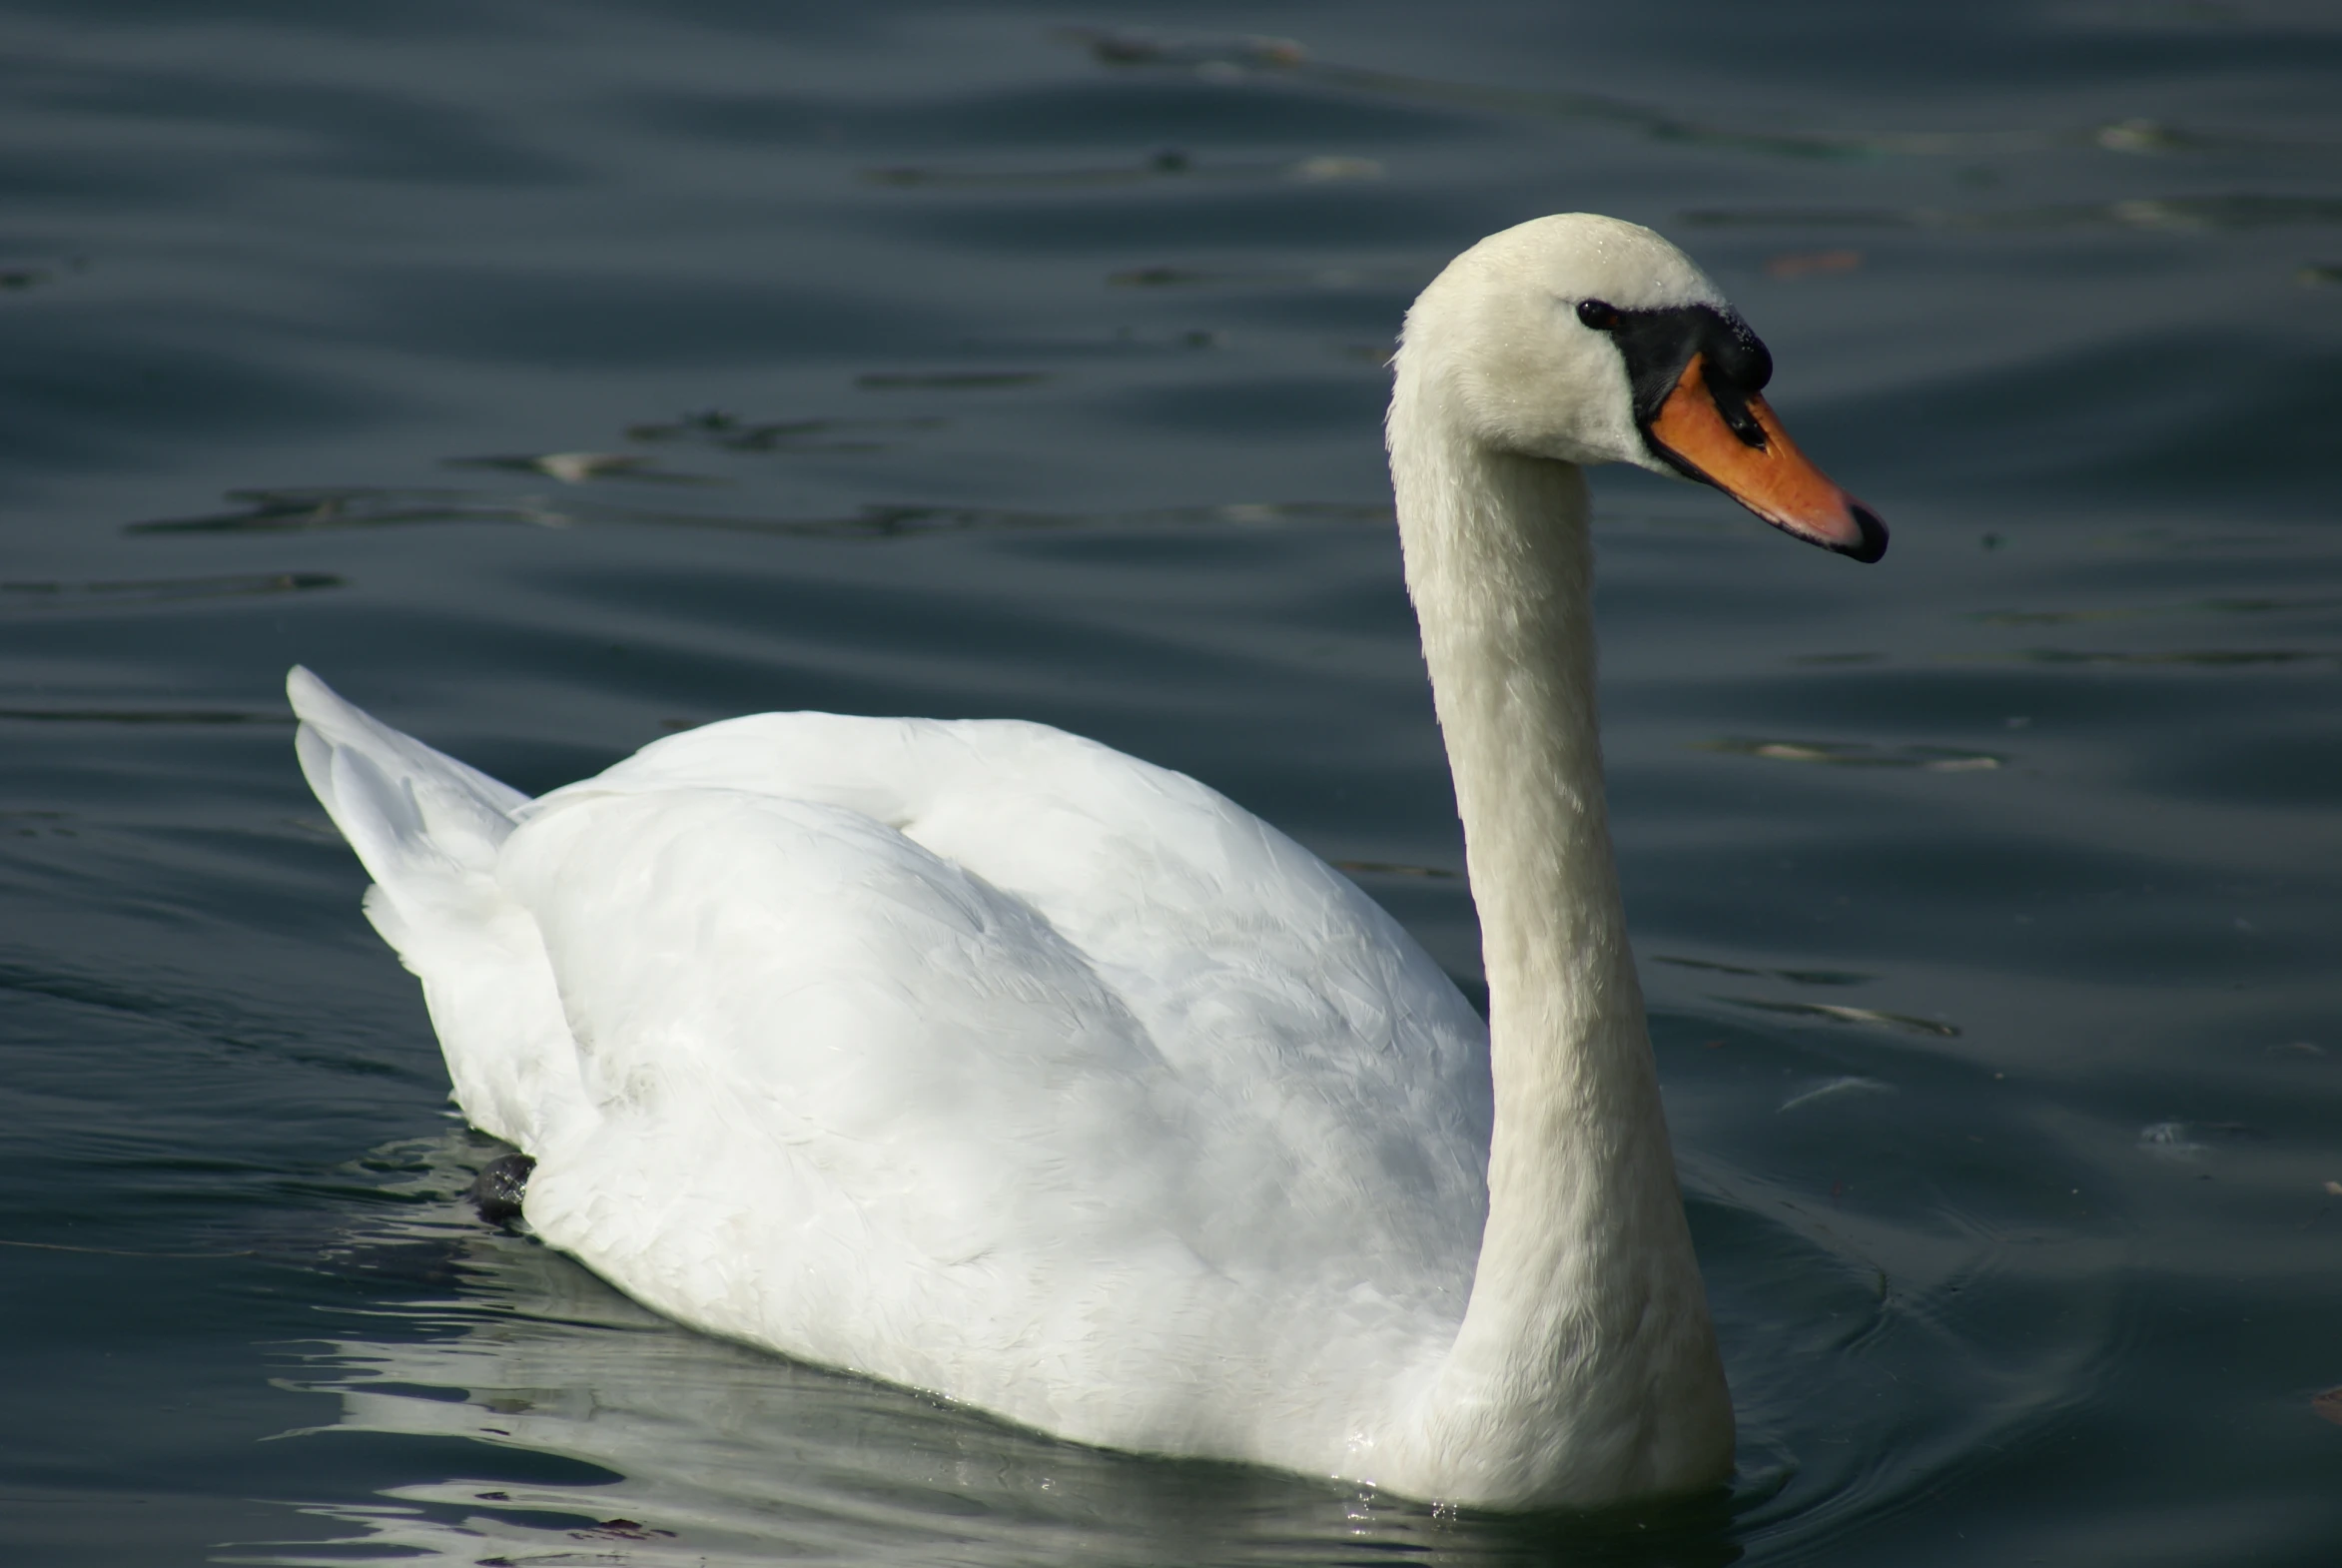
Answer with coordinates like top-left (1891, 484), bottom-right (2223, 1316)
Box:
top-left (262, 1121), bottom-right (2108, 1568)
top-left (265, 1134), bottom-right (1743, 1568)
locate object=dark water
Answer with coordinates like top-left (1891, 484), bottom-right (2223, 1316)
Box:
top-left (3, 2), bottom-right (2339, 1562)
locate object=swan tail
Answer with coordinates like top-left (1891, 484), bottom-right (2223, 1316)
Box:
top-left (289, 666), bottom-right (579, 1150)
top-left (288, 666), bottom-right (530, 942)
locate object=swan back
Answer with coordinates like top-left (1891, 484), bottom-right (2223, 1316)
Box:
top-left (289, 671), bottom-right (1501, 1476)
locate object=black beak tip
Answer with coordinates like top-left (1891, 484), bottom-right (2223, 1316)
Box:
top-left (1840, 502), bottom-right (1889, 564)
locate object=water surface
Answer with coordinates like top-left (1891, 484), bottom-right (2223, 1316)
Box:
top-left (2, 3), bottom-right (2339, 1563)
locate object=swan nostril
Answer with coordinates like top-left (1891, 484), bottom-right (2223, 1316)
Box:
top-left (1717, 393), bottom-right (1768, 450)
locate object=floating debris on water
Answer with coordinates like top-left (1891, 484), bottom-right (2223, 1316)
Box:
top-left (1066, 25), bottom-right (2331, 167)
top-left (2317, 1387), bottom-right (2342, 1426)
top-left (2092, 117), bottom-right (2194, 153)
top-left (2139, 1122), bottom-right (2211, 1161)
top-left (2298, 264), bottom-right (2342, 288)
top-left (1060, 28), bottom-right (1309, 70)
top-left (127, 487), bottom-right (1392, 540)
top-left (0, 571), bottom-right (342, 609)
top-left (1700, 737), bottom-right (2004, 771)
top-left (860, 150), bottom-right (1379, 188)
top-left (1334, 860), bottom-right (1461, 880)
top-left (570, 1519), bottom-right (675, 1543)
top-left (1056, 25), bottom-right (2056, 162)
top-left (130, 488), bottom-right (555, 533)
top-left (1778, 1076), bottom-right (1894, 1113)
top-left (443, 451), bottom-right (709, 484)
top-left (1654, 956), bottom-right (1871, 987)
top-left (625, 409), bottom-right (942, 452)
top-left (1728, 998), bottom-right (1962, 1037)
top-left (1060, 27), bottom-right (1314, 76)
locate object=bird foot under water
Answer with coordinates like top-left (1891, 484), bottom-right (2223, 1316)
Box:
top-left (470, 1153), bottom-right (535, 1227)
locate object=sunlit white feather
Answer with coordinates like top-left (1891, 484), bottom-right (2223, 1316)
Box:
top-left (294, 672), bottom-right (1493, 1471)
top-left (292, 213), bottom-right (1744, 1509)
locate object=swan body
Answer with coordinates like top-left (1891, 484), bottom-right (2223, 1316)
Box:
top-left (294, 214), bottom-right (1882, 1510)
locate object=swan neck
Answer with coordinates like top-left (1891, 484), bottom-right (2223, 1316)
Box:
top-left (1386, 390), bottom-right (1730, 1503)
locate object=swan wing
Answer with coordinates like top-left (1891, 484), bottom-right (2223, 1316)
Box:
top-left (542, 711), bottom-right (1494, 1270)
top-left (292, 676), bottom-right (1489, 1454)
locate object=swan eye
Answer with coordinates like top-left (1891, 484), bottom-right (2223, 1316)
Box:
top-left (1576, 300), bottom-right (1621, 331)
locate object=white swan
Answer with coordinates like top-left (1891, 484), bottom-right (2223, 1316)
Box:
top-left (290, 214), bottom-right (1884, 1512)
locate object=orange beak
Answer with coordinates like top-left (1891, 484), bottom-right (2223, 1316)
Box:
top-left (1643, 354), bottom-right (1887, 562)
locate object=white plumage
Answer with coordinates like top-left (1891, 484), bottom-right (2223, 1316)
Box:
top-left (296, 215), bottom-right (1882, 1508)
top-left (295, 686), bottom-right (1493, 1471)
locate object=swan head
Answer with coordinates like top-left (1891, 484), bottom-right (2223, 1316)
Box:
top-left (1394, 214), bottom-right (1887, 562)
